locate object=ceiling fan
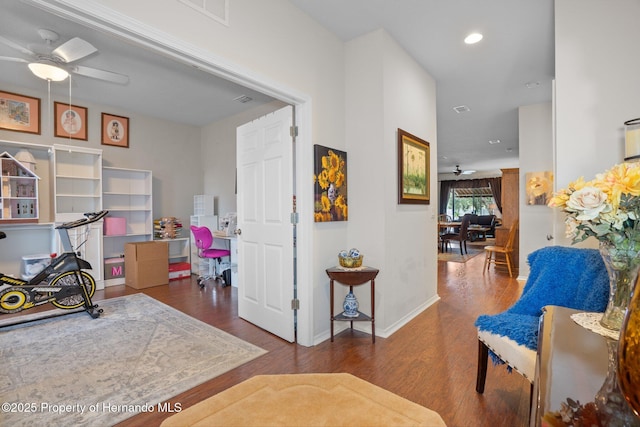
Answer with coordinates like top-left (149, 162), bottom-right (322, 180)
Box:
top-left (454, 165), bottom-right (475, 176)
top-left (0, 29), bottom-right (129, 84)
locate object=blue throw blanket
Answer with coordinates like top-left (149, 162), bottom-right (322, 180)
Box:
top-left (475, 246), bottom-right (609, 351)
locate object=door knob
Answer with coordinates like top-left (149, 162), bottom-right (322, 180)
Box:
top-left (235, 228), bottom-right (242, 235)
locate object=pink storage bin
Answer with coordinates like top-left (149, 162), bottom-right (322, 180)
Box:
top-left (104, 217), bottom-right (127, 236)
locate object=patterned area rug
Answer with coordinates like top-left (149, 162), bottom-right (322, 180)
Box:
top-left (0, 293), bottom-right (267, 426)
top-left (438, 245), bottom-right (485, 263)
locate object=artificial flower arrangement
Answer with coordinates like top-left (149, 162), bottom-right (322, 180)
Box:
top-left (545, 162), bottom-right (640, 426)
top-left (548, 161), bottom-right (640, 248)
top-left (548, 161), bottom-right (640, 330)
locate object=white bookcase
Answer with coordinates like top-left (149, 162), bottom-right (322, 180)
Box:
top-left (53, 144), bottom-right (102, 223)
top-left (53, 144), bottom-right (104, 288)
top-left (102, 167), bottom-right (153, 286)
top-left (165, 237), bottom-right (190, 264)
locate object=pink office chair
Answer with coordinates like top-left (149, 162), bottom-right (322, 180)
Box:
top-left (190, 225), bottom-right (231, 288)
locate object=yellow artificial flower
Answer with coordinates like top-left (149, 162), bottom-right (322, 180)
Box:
top-left (595, 162), bottom-right (640, 211)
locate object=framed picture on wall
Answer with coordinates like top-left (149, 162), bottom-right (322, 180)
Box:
top-left (313, 144), bottom-right (348, 222)
top-left (397, 128), bottom-right (430, 204)
top-left (0, 90), bottom-right (40, 135)
top-left (101, 112), bottom-right (129, 148)
top-left (54, 102), bottom-right (88, 140)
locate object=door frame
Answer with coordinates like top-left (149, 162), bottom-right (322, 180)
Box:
top-left (32, 0), bottom-right (315, 346)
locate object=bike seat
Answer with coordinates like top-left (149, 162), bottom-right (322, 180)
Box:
top-left (0, 231), bottom-right (5, 239)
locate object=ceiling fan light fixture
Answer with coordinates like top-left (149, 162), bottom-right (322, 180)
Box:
top-left (28, 61), bottom-right (68, 81)
top-left (464, 32), bottom-right (483, 44)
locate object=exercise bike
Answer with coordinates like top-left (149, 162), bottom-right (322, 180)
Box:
top-left (0, 210), bottom-right (108, 319)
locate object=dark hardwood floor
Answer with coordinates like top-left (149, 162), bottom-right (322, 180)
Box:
top-left (94, 252), bottom-right (526, 426)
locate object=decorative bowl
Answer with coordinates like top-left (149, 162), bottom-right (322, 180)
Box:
top-left (339, 254), bottom-right (363, 268)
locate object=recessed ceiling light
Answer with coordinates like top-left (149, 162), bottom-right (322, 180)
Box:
top-left (464, 33), bottom-right (483, 44)
top-left (489, 139), bottom-right (501, 145)
top-left (453, 105), bottom-right (470, 113)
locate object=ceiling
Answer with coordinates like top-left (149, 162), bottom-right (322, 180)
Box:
top-left (1, 1), bottom-right (554, 176)
top-left (0, 1), bottom-right (276, 128)
top-left (290, 0), bottom-right (555, 175)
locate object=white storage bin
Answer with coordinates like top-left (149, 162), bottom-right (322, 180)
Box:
top-left (194, 195), bottom-right (215, 216)
top-left (21, 254), bottom-right (51, 280)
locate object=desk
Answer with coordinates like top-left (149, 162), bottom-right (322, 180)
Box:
top-left (531, 306), bottom-right (640, 426)
top-left (326, 266), bottom-right (379, 343)
top-left (212, 232), bottom-right (238, 286)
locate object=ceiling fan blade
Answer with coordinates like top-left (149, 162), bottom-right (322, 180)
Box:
top-left (0, 35), bottom-right (35, 57)
top-left (71, 65), bottom-right (129, 85)
top-left (0, 56), bottom-right (28, 63)
top-left (52, 37), bottom-right (97, 63)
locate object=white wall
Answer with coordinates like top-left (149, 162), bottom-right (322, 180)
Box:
top-left (554, 0), bottom-right (640, 246)
top-left (518, 103), bottom-right (553, 276)
top-left (201, 100), bottom-right (288, 218)
top-left (0, 82), bottom-right (202, 223)
top-left (80, 0), bottom-right (347, 345)
top-left (346, 30), bottom-right (439, 336)
top-left (31, 0), bottom-right (439, 344)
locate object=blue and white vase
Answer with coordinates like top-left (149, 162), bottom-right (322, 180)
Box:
top-left (343, 291), bottom-right (359, 317)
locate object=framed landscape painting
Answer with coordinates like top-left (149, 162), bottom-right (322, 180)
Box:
top-left (0, 90), bottom-right (40, 135)
top-left (398, 128), bottom-right (430, 204)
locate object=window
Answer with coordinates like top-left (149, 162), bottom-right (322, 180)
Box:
top-left (446, 187), bottom-right (496, 219)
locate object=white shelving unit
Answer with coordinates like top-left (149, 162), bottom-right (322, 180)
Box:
top-left (53, 144), bottom-right (104, 288)
top-left (157, 237), bottom-right (190, 264)
top-left (53, 144), bottom-right (102, 223)
top-left (102, 167), bottom-right (153, 286)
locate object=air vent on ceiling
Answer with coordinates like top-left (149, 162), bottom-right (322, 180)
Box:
top-left (233, 95), bottom-right (253, 103)
top-left (453, 105), bottom-right (470, 114)
top-left (178, 0), bottom-right (229, 26)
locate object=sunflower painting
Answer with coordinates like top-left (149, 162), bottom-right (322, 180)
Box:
top-left (313, 145), bottom-right (348, 222)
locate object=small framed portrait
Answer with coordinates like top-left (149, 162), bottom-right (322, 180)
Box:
top-left (54, 102), bottom-right (88, 140)
top-left (0, 90), bottom-right (41, 135)
top-left (101, 112), bottom-right (129, 148)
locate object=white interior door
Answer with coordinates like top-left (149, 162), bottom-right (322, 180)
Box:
top-left (236, 106), bottom-right (295, 342)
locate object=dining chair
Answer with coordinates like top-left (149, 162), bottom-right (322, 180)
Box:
top-left (475, 246), bottom-right (609, 396)
top-left (440, 214), bottom-right (471, 255)
top-left (438, 214), bottom-right (453, 252)
top-left (483, 220), bottom-right (518, 277)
